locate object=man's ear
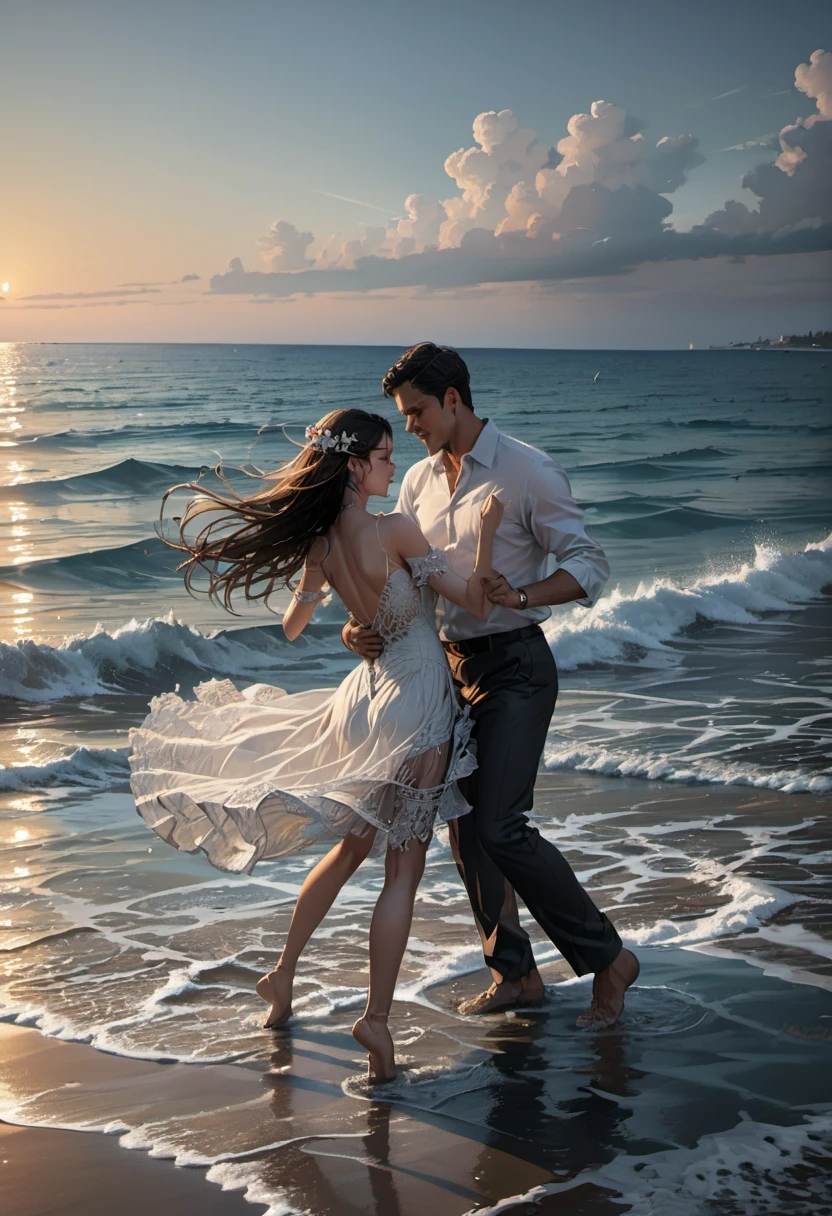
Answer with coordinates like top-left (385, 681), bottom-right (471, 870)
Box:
top-left (444, 386), bottom-right (459, 413)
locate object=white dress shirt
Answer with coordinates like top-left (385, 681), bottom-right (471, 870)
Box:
top-left (396, 419), bottom-right (609, 642)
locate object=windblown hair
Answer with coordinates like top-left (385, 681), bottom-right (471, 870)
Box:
top-left (382, 341), bottom-right (473, 409)
top-left (161, 408), bottom-right (392, 613)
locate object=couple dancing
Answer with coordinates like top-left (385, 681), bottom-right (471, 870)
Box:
top-left (129, 341), bottom-right (639, 1083)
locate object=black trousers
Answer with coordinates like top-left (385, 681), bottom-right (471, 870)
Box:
top-left (444, 625), bottom-right (622, 982)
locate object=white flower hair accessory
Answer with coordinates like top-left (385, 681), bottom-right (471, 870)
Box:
top-left (304, 425), bottom-right (359, 454)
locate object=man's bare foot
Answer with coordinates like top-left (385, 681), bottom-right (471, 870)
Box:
top-left (576, 948), bottom-right (640, 1031)
top-left (458, 969), bottom-right (545, 1016)
top-left (255, 965), bottom-right (293, 1029)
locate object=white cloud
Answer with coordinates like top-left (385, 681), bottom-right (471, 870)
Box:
top-left (213, 51), bottom-right (830, 298)
top-left (705, 49), bottom-right (832, 234)
top-left (257, 219), bottom-right (314, 271)
top-left (439, 109), bottom-right (550, 246)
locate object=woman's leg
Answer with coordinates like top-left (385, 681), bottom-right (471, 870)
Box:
top-left (353, 834), bottom-right (429, 1079)
top-left (257, 828), bottom-right (376, 1026)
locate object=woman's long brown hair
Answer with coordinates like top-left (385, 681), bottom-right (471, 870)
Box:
top-left (160, 408), bottom-right (392, 613)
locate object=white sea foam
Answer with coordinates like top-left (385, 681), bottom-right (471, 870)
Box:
top-left (545, 531), bottom-right (832, 670)
top-left (473, 1111), bottom-right (832, 1216)
top-left (0, 611), bottom-right (323, 702)
top-left (3, 534), bottom-right (829, 704)
top-left (543, 738), bottom-right (832, 793)
top-left (624, 869), bottom-right (801, 948)
top-left (0, 745), bottom-right (130, 791)
top-left (204, 1161), bottom-right (306, 1216)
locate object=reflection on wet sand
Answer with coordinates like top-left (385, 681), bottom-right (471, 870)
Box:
top-left (2, 775), bottom-right (832, 1214)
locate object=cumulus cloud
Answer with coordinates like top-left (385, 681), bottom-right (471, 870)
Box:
top-left (705, 48), bottom-right (832, 234)
top-left (210, 224), bottom-right (831, 299)
top-left (439, 109), bottom-right (550, 246)
top-left (212, 50), bottom-right (831, 298)
top-left (497, 101), bottom-right (702, 239)
top-left (257, 219), bottom-right (315, 271)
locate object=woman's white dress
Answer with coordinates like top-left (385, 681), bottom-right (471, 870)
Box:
top-left (129, 547), bottom-right (475, 874)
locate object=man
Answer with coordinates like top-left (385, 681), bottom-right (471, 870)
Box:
top-left (343, 342), bottom-right (639, 1028)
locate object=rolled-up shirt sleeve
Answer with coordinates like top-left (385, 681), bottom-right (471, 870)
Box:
top-left (522, 458), bottom-right (609, 607)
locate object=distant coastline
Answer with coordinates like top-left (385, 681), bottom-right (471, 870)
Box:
top-left (710, 329), bottom-right (832, 351)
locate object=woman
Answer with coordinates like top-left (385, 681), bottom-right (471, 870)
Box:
top-left (129, 408), bottom-right (502, 1082)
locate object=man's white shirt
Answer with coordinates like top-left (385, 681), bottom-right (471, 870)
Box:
top-left (395, 418), bottom-right (609, 642)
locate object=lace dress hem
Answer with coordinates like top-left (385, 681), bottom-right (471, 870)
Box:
top-left (130, 678), bottom-right (475, 874)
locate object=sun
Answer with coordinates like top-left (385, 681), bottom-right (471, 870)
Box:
top-left (1, 283), bottom-right (8, 293)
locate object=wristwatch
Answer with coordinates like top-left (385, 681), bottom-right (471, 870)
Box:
top-left (516, 587), bottom-right (529, 610)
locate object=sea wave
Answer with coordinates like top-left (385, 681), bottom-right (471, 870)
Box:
top-left (674, 418), bottom-right (832, 435)
top-left (579, 447), bottom-right (731, 471)
top-left (546, 531), bottom-right (832, 671)
top-left (3, 535), bottom-right (830, 705)
top-left (0, 746), bottom-right (130, 791)
top-left (0, 610), bottom-right (343, 702)
top-left (0, 458), bottom-right (205, 503)
top-left (543, 739), bottom-right (831, 794)
top-left (591, 504), bottom-right (748, 539)
top-left (0, 537), bottom-right (181, 590)
top-left (13, 418), bottom-right (294, 450)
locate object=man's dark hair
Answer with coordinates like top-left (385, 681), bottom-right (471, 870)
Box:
top-left (382, 342), bottom-right (473, 410)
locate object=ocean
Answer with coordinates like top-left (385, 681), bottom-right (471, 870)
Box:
top-left (1, 342), bottom-right (831, 1215)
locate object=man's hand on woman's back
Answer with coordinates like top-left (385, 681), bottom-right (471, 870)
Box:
top-left (342, 618), bottom-right (384, 659)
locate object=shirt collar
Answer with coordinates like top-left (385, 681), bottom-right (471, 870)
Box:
top-left (430, 417), bottom-right (500, 473)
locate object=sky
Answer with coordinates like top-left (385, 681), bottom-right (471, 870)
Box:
top-left (2, 0), bottom-right (831, 347)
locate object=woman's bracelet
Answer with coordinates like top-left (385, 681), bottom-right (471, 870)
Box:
top-left (293, 588), bottom-right (327, 603)
top-left (516, 587), bottom-right (529, 610)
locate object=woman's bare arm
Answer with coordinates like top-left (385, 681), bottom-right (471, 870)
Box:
top-left (282, 538), bottom-right (329, 641)
top-left (386, 496), bottom-right (503, 620)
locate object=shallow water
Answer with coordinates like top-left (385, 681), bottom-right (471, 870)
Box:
top-left (2, 776), bottom-right (832, 1213)
top-left (1, 344), bottom-right (830, 794)
top-left (1, 344), bottom-right (831, 1211)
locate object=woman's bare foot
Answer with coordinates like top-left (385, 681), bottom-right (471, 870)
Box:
top-left (576, 949), bottom-right (640, 1031)
top-left (255, 964), bottom-right (294, 1029)
top-left (458, 968), bottom-right (545, 1016)
top-left (352, 1012), bottom-right (396, 1083)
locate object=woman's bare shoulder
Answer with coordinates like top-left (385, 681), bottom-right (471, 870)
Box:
top-left (305, 535), bottom-right (330, 569)
top-left (378, 511), bottom-right (423, 540)
top-left (377, 511), bottom-right (428, 556)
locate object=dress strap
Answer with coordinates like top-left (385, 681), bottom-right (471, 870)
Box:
top-left (375, 514), bottom-right (391, 576)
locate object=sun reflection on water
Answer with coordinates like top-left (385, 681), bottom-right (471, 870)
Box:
top-left (5, 501), bottom-right (34, 565)
top-left (0, 344), bottom-right (22, 449)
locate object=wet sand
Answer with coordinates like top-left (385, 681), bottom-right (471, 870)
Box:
top-left (0, 1117), bottom-right (267, 1216)
top-left (2, 774), bottom-right (832, 1215)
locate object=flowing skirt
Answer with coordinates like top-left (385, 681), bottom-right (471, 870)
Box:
top-left (129, 625), bottom-right (475, 874)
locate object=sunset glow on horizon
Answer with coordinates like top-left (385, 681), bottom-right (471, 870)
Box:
top-left (3, 2), bottom-right (830, 348)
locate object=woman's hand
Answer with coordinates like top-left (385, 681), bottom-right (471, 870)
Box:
top-left (480, 493), bottom-right (504, 529)
top-left (482, 570), bottom-right (523, 609)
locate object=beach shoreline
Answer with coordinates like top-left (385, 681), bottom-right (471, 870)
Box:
top-left (0, 1111), bottom-right (268, 1216)
top-left (2, 773), bottom-right (831, 1215)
